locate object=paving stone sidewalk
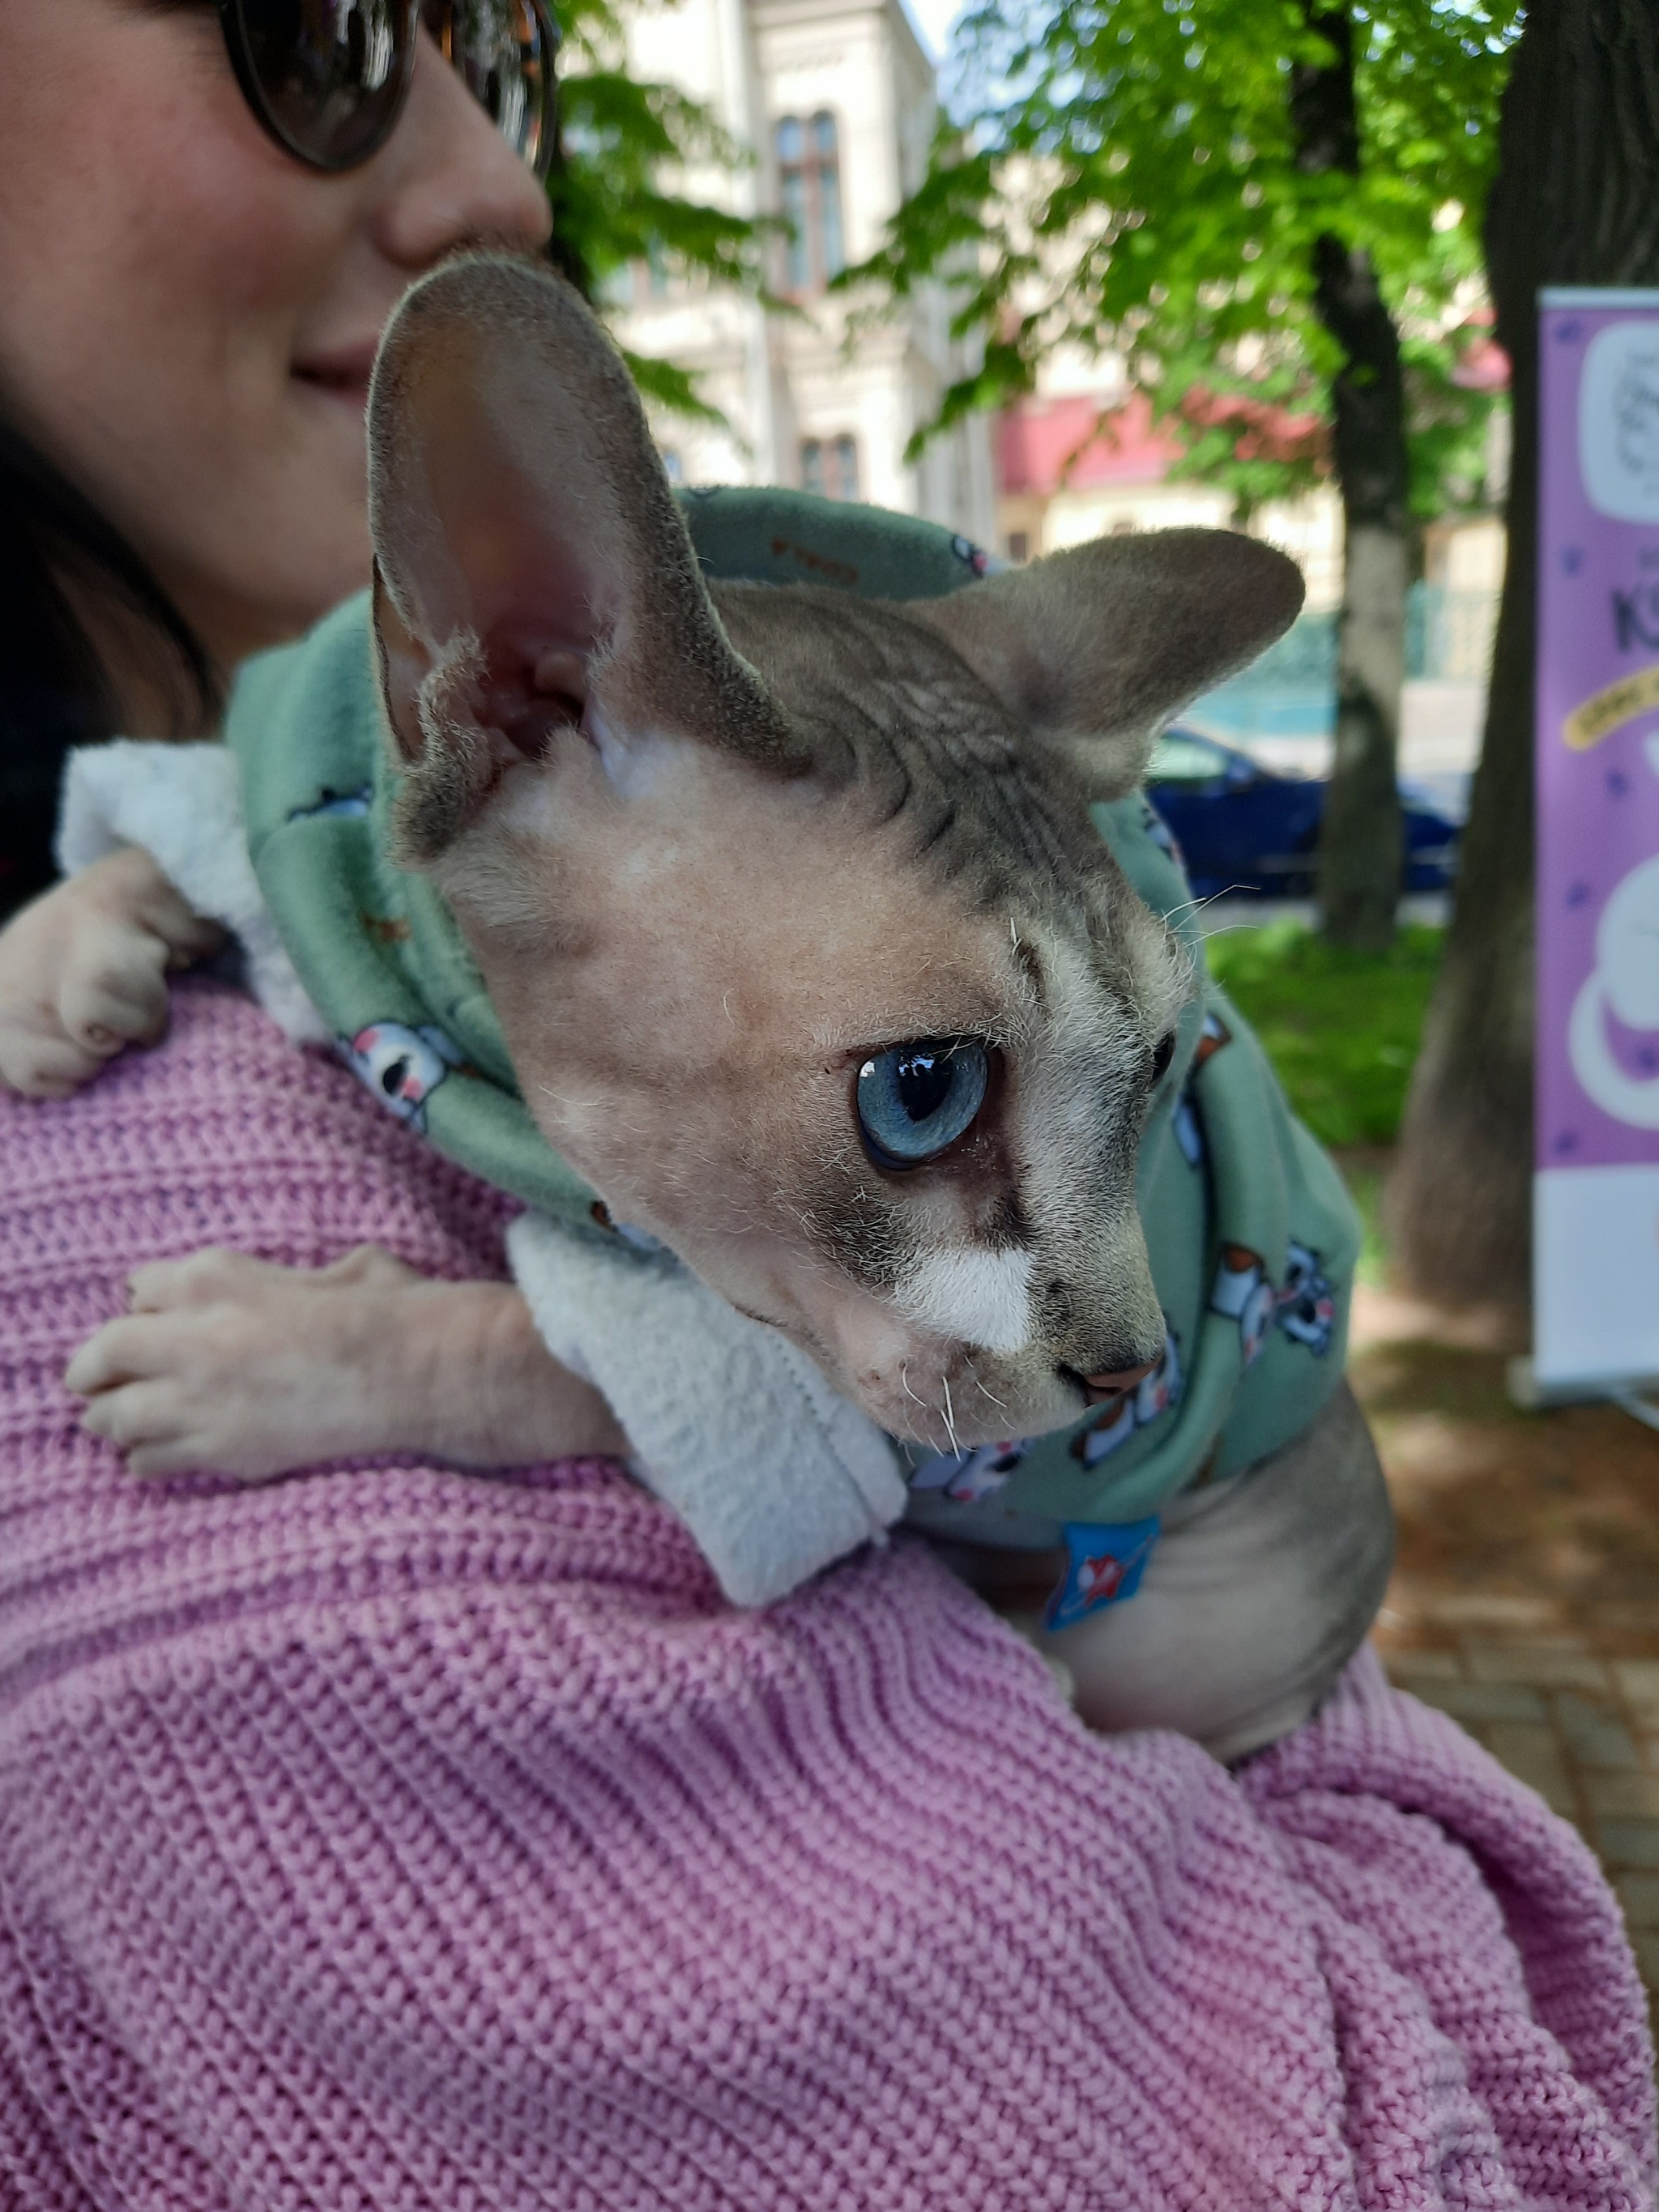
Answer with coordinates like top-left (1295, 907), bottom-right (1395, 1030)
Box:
top-left (1348, 1285), bottom-right (1659, 2022)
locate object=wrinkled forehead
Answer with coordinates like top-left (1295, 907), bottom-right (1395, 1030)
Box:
top-left (527, 751), bottom-right (1181, 1095)
top-left (710, 579), bottom-right (1122, 900)
top-left (539, 753), bottom-right (1026, 1042)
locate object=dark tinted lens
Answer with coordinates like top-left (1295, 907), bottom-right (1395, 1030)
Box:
top-left (424, 0), bottom-right (558, 177)
top-left (231, 0), bottom-right (418, 171)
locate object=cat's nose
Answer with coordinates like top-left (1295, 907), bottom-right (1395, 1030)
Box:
top-left (1062, 1359), bottom-right (1158, 1407)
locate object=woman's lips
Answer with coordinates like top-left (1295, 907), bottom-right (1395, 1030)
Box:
top-left (292, 342), bottom-right (378, 407)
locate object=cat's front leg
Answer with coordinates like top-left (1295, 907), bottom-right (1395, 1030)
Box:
top-left (65, 1246), bottom-right (628, 1480)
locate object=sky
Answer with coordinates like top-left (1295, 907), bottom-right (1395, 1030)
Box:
top-left (902, 0), bottom-right (964, 66)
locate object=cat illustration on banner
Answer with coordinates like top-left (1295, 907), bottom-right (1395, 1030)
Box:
top-left (1568, 731), bottom-right (1659, 1128)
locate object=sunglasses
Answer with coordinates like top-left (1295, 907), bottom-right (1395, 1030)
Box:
top-left (218, 1), bottom-right (559, 177)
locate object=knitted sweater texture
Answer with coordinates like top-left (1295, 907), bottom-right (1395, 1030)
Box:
top-left (0, 982), bottom-right (1653, 2210)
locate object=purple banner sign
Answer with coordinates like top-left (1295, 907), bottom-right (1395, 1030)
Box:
top-left (1536, 290), bottom-right (1659, 1387)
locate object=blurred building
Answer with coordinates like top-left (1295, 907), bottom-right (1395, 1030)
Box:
top-left (604, 0), bottom-right (996, 546)
top-left (600, 0), bottom-right (1503, 767)
top-left (994, 365), bottom-right (1346, 608)
top-left (993, 344), bottom-right (1509, 638)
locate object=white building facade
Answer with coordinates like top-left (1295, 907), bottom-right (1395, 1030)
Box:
top-left (604, 0), bottom-right (997, 548)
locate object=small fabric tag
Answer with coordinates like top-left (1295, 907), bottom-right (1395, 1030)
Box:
top-left (1044, 1516), bottom-right (1161, 1631)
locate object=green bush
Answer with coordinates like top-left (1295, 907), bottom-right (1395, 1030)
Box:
top-left (1203, 922), bottom-right (1444, 1150)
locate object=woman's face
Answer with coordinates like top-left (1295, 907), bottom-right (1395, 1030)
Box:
top-left (0, 0), bottom-right (552, 684)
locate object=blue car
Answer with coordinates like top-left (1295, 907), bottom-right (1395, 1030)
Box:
top-left (1143, 728), bottom-right (1461, 901)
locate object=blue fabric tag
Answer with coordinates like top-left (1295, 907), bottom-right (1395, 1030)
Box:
top-left (1044, 1517), bottom-right (1161, 1630)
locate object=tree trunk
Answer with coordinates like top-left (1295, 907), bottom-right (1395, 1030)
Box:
top-left (1293, 10), bottom-right (1409, 950)
top-left (1387, 0), bottom-right (1659, 1308)
top-left (1316, 236), bottom-right (1410, 950)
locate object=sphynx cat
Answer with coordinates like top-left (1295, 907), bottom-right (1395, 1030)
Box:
top-left (0, 258), bottom-right (1392, 1757)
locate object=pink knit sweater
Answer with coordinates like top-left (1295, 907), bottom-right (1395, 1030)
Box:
top-left (0, 981), bottom-right (1652, 2210)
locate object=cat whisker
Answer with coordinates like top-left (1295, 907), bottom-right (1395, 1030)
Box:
top-left (940, 1376), bottom-right (961, 1457)
top-left (964, 1355), bottom-right (1009, 1414)
top-left (901, 1362), bottom-right (947, 1453)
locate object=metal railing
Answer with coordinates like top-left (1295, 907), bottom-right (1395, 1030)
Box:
top-left (1191, 586), bottom-right (1499, 739)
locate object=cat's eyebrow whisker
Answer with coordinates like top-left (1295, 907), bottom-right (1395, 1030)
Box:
top-left (1160, 890), bottom-right (1225, 927)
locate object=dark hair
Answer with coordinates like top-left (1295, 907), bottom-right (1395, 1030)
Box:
top-left (0, 420), bottom-right (219, 920)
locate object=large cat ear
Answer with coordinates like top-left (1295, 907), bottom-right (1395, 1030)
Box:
top-left (904, 530), bottom-right (1303, 796)
top-left (366, 254), bottom-right (794, 860)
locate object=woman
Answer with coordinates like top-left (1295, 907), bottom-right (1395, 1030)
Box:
top-left (0, 0), bottom-right (555, 919)
top-left (0, 11), bottom-right (1649, 2201)
top-left (0, 0), bottom-right (625, 1459)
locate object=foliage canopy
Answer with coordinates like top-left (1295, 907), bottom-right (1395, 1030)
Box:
top-left (847, 0), bottom-right (1522, 519)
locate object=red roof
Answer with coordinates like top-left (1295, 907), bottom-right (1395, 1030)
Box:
top-left (996, 393), bottom-right (1179, 498)
top-left (996, 388), bottom-right (1327, 499)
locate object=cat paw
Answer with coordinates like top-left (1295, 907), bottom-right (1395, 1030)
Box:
top-left (65, 1247), bottom-right (412, 1480)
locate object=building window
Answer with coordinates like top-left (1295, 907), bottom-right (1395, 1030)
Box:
top-left (1006, 531), bottom-right (1029, 565)
top-left (801, 436), bottom-right (859, 502)
top-left (777, 112), bottom-right (845, 296)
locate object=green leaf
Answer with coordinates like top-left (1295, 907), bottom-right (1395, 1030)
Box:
top-left (846, 0), bottom-right (1522, 517)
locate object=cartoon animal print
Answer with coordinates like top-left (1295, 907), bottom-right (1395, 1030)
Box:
top-left (1209, 1245), bottom-right (1275, 1366)
top-left (1192, 1008), bottom-right (1230, 1071)
top-left (340, 1021), bottom-right (465, 1132)
top-left (287, 784), bottom-right (373, 822)
top-left (1045, 1515), bottom-right (1162, 1630)
top-left (909, 1436), bottom-right (1034, 1504)
top-left (1277, 1241), bottom-right (1336, 1355)
top-left (1212, 1240), bottom-right (1336, 1363)
top-left (1171, 1011), bottom-right (1231, 1168)
top-left (1172, 1092), bottom-right (1205, 1169)
top-left (1068, 1329), bottom-right (1183, 1467)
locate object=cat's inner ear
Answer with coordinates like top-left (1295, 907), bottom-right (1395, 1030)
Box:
top-left (365, 254), bottom-right (794, 855)
top-left (904, 529), bottom-right (1304, 796)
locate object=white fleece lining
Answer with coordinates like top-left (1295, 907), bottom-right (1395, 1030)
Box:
top-left (508, 1210), bottom-right (907, 1607)
top-left (57, 742), bottom-right (330, 1046)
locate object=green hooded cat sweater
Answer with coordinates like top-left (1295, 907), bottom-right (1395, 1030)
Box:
top-left (225, 490), bottom-right (1357, 1612)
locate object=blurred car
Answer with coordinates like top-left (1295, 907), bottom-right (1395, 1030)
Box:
top-left (1143, 727), bottom-right (1461, 900)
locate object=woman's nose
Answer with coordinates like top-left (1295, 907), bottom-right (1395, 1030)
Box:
top-left (373, 30), bottom-right (553, 271)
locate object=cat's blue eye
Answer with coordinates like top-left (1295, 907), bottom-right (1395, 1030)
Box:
top-left (856, 1039), bottom-right (989, 1169)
